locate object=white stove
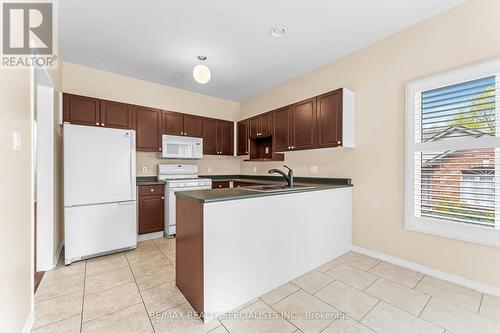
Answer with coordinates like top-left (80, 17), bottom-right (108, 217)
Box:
top-left (158, 164), bottom-right (212, 236)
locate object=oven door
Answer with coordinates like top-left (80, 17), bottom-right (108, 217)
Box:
top-left (165, 185), bottom-right (210, 236)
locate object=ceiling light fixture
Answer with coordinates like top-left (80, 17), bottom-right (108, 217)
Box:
top-left (193, 56), bottom-right (211, 84)
top-left (270, 26), bottom-right (287, 38)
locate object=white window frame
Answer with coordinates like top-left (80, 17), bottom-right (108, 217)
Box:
top-left (405, 57), bottom-right (500, 248)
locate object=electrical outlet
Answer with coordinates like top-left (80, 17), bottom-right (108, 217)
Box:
top-left (207, 166), bottom-right (212, 173)
top-left (253, 166), bottom-right (257, 173)
top-left (142, 166), bottom-right (148, 174)
top-left (310, 165), bottom-right (318, 173)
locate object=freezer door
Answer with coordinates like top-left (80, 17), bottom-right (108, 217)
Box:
top-left (64, 124), bottom-right (136, 206)
top-left (64, 201), bottom-right (137, 264)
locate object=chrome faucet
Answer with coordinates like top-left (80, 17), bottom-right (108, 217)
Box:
top-left (268, 165), bottom-right (294, 187)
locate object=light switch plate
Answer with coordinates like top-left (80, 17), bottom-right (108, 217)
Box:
top-left (142, 166), bottom-right (148, 174)
top-left (12, 131), bottom-right (21, 152)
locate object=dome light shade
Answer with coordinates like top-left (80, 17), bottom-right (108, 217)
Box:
top-left (193, 64), bottom-right (211, 84)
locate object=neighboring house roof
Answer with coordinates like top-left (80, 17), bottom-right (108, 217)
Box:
top-left (424, 125), bottom-right (486, 142)
top-left (422, 125), bottom-right (491, 168)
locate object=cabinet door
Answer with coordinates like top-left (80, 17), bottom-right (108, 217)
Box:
top-left (317, 89), bottom-right (343, 148)
top-left (259, 113), bottom-right (273, 136)
top-left (212, 181), bottom-right (230, 189)
top-left (249, 117), bottom-right (260, 138)
top-left (100, 100), bottom-right (132, 129)
top-left (202, 118), bottom-right (218, 155)
top-left (163, 111), bottom-right (184, 136)
top-left (291, 98), bottom-right (316, 150)
top-left (183, 114), bottom-right (203, 138)
top-left (138, 195), bottom-right (164, 234)
top-left (220, 120), bottom-right (234, 155)
top-left (237, 120), bottom-right (249, 155)
top-left (63, 94), bottom-right (100, 126)
top-left (134, 106), bottom-right (162, 152)
top-left (273, 106), bottom-right (291, 152)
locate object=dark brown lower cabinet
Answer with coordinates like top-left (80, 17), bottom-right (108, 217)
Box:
top-left (212, 181), bottom-right (230, 189)
top-left (138, 185), bottom-right (164, 235)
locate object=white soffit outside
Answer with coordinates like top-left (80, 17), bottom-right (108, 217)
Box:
top-left (60, 0), bottom-right (465, 101)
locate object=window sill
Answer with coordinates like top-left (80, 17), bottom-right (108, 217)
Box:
top-left (405, 216), bottom-right (500, 248)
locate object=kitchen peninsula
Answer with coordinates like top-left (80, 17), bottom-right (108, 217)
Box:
top-left (175, 176), bottom-right (353, 321)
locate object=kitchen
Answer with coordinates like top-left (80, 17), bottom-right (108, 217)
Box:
top-left (3, 1), bottom-right (500, 333)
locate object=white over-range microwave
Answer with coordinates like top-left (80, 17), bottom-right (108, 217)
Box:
top-left (161, 135), bottom-right (203, 159)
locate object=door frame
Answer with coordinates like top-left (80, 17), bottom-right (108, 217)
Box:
top-left (32, 66), bottom-right (56, 275)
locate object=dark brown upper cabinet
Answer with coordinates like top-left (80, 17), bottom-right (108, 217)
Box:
top-left (316, 89), bottom-right (343, 148)
top-left (237, 120), bottom-right (249, 155)
top-left (203, 118), bottom-right (233, 156)
top-left (100, 100), bottom-right (133, 129)
top-left (163, 111), bottom-right (184, 136)
top-left (63, 94), bottom-right (101, 127)
top-left (202, 118), bottom-right (218, 155)
top-left (291, 97), bottom-right (316, 150)
top-left (249, 113), bottom-right (272, 138)
top-left (218, 120), bottom-right (234, 155)
top-left (133, 106), bottom-right (162, 152)
top-left (272, 106), bottom-right (291, 152)
top-left (163, 111), bottom-right (203, 138)
top-left (183, 114), bottom-right (203, 138)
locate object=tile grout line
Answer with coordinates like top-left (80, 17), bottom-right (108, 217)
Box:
top-left (31, 315), bottom-right (82, 331)
top-left (413, 274), bottom-right (426, 290)
top-left (124, 247), bottom-right (157, 332)
top-left (363, 276), bottom-right (380, 292)
top-left (418, 296), bottom-right (432, 318)
top-left (80, 260), bottom-right (87, 333)
top-left (359, 299), bottom-right (380, 323)
top-left (478, 293), bottom-right (484, 314)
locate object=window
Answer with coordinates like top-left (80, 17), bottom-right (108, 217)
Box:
top-left (405, 58), bottom-right (500, 247)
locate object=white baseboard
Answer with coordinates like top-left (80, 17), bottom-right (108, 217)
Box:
top-left (21, 309), bottom-right (34, 333)
top-left (137, 231), bottom-right (164, 242)
top-left (352, 245), bottom-right (500, 297)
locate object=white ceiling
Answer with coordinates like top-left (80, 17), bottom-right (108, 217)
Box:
top-left (60, 0), bottom-right (464, 102)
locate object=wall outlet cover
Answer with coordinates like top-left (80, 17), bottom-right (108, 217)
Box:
top-left (142, 166), bottom-right (148, 174)
top-left (310, 165), bottom-right (318, 173)
top-left (253, 166), bottom-right (257, 173)
top-left (207, 166), bottom-right (212, 173)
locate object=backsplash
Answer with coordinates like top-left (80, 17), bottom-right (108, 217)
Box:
top-left (136, 151), bottom-right (240, 176)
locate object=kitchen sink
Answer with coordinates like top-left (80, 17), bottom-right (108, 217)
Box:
top-left (239, 184), bottom-right (315, 193)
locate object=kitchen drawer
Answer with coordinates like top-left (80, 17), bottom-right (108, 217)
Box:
top-left (138, 185), bottom-right (164, 196)
top-left (212, 181), bottom-right (230, 189)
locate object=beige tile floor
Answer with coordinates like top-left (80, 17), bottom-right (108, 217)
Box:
top-left (33, 238), bottom-right (500, 333)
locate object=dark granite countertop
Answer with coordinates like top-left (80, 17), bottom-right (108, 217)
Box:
top-left (176, 175), bottom-right (352, 203)
top-left (136, 176), bottom-right (164, 186)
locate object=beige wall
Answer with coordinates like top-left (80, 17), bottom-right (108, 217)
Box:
top-left (239, 0), bottom-right (500, 288)
top-left (0, 70), bottom-right (33, 332)
top-left (62, 62), bottom-right (241, 176)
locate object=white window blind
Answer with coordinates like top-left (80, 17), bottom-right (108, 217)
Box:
top-left (406, 58), bottom-right (500, 246)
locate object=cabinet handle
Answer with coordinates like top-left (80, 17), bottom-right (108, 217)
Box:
top-left (101, 123), bottom-right (105, 126)
top-left (161, 196), bottom-right (164, 200)
top-left (150, 189), bottom-right (154, 192)
top-left (95, 122), bottom-right (99, 125)
top-left (159, 147), bottom-right (162, 151)
top-left (181, 131), bottom-right (184, 135)
top-left (337, 141), bottom-right (341, 145)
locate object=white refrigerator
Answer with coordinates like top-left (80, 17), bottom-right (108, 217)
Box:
top-left (64, 124), bottom-right (137, 264)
